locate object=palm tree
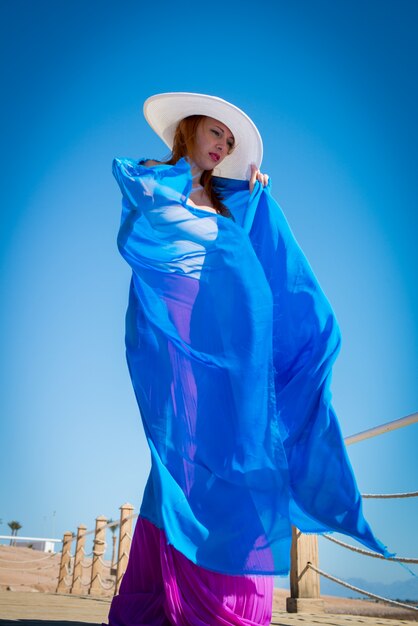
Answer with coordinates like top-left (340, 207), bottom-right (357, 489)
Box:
top-left (8, 521), bottom-right (22, 546)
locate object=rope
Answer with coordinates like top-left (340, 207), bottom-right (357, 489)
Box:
top-left (78, 518), bottom-right (131, 538)
top-left (81, 560), bottom-right (92, 569)
top-left (82, 549), bottom-right (93, 557)
top-left (322, 534), bottom-right (418, 564)
top-left (345, 412), bottom-right (418, 446)
top-left (97, 573), bottom-right (115, 590)
top-left (115, 551), bottom-right (130, 565)
top-left (362, 490), bottom-right (418, 499)
top-left (37, 563), bottom-right (58, 571)
top-left (57, 511), bottom-right (138, 547)
top-left (308, 563), bottom-right (418, 612)
top-left (59, 550), bottom-right (73, 560)
top-left (0, 563), bottom-right (57, 571)
top-left (102, 520), bottom-right (120, 531)
top-left (0, 553), bottom-right (58, 563)
top-left (80, 527), bottom-right (96, 538)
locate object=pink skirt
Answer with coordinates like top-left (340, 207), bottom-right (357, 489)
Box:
top-left (105, 516), bottom-right (273, 626)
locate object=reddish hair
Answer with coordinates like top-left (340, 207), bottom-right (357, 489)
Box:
top-left (164, 115), bottom-right (233, 218)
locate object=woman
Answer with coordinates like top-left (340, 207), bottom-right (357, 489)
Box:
top-left (105, 93), bottom-right (389, 626)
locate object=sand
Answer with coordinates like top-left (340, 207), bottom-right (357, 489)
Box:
top-left (0, 545), bottom-right (416, 623)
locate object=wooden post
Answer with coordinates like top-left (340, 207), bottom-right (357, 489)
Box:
top-left (114, 503), bottom-right (134, 595)
top-left (56, 531), bottom-right (73, 593)
top-left (286, 527), bottom-right (324, 613)
top-left (71, 524), bottom-right (87, 595)
top-left (88, 515), bottom-right (108, 596)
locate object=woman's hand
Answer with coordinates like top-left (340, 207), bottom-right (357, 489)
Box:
top-left (249, 163), bottom-right (269, 193)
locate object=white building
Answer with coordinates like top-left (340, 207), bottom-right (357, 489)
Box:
top-left (0, 536), bottom-right (61, 553)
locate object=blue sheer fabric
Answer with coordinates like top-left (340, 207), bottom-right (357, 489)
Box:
top-left (113, 156), bottom-right (390, 575)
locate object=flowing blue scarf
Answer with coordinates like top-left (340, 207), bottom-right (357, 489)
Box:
top-left (113, 156), bottom-right (390, 575)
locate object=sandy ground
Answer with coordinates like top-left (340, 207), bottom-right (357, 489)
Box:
top-left (0, 590), bottom-right (414, 626)
top-left (273, 588), bottom-right (417, 621)
top-left (0, 545), bottom-right (416, 623)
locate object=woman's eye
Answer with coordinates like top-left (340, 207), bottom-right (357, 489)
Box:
top-left (211, 129), bottom-right (220, 136)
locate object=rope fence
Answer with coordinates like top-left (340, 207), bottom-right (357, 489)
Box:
top-left (52, 504), bottom-right (136, 596)
top-left (322, 534), bottom-right (418, 564)
top-left (97, 572), bottom-right (116, 591)
top-left (362, 490), bottom-right (418, 499)
top-left (308, 485), bottom-right (418, 613)
top-left (307, 563), bottom-right (418, 613)
top-left (0, 553), bottom-right (58, 564)
top-left (285, 411), bottom-right (418, 615)
top-left (0, 563), bottom-right (58, 571)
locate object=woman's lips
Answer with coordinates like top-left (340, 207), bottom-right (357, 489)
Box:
top-left (209, 152), bottom-right (220, 162)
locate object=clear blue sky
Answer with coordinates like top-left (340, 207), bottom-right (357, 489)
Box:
top-left (1, 0), bottom-right (417, 589)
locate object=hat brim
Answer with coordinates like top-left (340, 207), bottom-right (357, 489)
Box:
top-left (143, 92), bottom-right (263, 180)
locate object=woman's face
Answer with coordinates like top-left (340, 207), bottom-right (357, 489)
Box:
top-left (192, 116), bottom-right (234, 170)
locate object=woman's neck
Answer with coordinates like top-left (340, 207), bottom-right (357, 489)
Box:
top-left (189, 159), bottom-right (204, 190)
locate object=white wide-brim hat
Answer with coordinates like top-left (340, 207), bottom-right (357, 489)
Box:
top-left (143, 92), bottom-right (263, 180)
